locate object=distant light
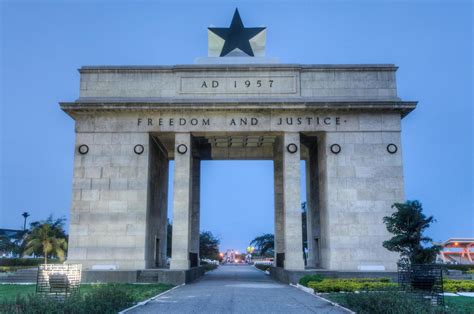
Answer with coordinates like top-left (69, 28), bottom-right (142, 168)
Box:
top-left (454, 242), bottom-right (459, 246)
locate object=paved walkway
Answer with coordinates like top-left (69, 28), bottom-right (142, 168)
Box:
top-left (129, 265), bottom-right (348, 314)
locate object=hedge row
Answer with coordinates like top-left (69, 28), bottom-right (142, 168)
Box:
top-left (298, 274), bottom-right (392, 287)
top-left (0, 285), bottom-right (134, 314)
top-left (0, 258), bottom-right (60, 267)
top-left (308, 278), bottom-right (397, 293)
top-left (443, 280), bottom-right (474, 293)
top-left (305, 277), bottom-right (474, 293)
top-left (445, 264), bottom-right (474, 272)
top-left (254, 264), bottom-right (270, 272)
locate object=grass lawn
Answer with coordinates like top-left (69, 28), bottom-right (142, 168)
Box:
top-left (0, 283), bottom-right (173, 303)
top-left (325, 293), bottom-right (474, 314)
top-left (445, 296), bottom-right (474, 313)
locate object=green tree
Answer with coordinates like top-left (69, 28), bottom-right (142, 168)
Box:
top-left (167, 219), bottom-right (172, 257)
top-left (301, 202), bottom-right (307, 252)
top-left (383, 200), bottom-right (441, 264)
top-left (250, 233), bottom-right (274, 257)
top-left (199, 231), bottom-right (220, 260)
top-left (23, 216), bottom-right (68, 264)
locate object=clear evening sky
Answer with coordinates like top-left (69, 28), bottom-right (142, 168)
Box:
top-left (1, 0), bottom-right (472, 253)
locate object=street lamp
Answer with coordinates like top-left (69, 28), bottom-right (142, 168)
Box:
top-left (22, 212), bottom-right (30, 231)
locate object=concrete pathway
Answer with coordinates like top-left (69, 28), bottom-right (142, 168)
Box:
top-left (129, 265), bottom-right (348, 314)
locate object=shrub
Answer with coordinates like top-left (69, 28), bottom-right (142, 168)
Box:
top-left (308, 278), bottom-right (397, 293)
top-left (202, 264), bottom-right (218, 272)
top-left (0, 285), bottom-right (135, 314)
top-left (254, 264), bottom-right (270, 272)
top-left (445, 264), bottom-right (474, 272)
top-left (0, 258), bottom-right (60, 267)
top-left (82, 284), bottom-right (135, 313)
top-left (0, 266), bottom-right (36, 273)
top-left (332, 291), bottom-right (432, 314)
top-left (298, 274), bottom-right (325, 287)
top-left (443, 280), bottom-right (474, 293)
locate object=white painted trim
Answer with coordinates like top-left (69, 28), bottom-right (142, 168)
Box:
top-left (118, 284), bottom-right (184, 313)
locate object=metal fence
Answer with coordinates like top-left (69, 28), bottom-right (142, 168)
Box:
top-left (398, 263), bottom-right (444, 306)
top-left (36, 264), bottom-right (82, 300)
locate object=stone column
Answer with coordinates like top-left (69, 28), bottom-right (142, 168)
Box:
top-left (282, 132), bottom-right (305, 270)
top-left (190, 157), bottom-right (201, 265)
top-left (273, 136), bottom-right (285, 266)
top-left (170, 133), bottom-right (193, 270)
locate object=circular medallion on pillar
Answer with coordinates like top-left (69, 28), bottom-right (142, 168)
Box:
top-left (330, 144), bottom-right (341, 154)
top-left (177, 144), bottom-right (188, 154)
top-left (287, 143), bottom-right (298, 154)
top-left (134, 144), bottom-right (145, 155)
top-left (78, 144), bottom-right (89, 155)
top-left (387, 143), bottom-right (398, 154)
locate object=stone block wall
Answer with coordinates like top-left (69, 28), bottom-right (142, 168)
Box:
top-left (318, 114), bottom-right (403, 271)
top-left (78, 65), bottom-right (398, 101)
top-left (67, 130), bottom-right (150, 269)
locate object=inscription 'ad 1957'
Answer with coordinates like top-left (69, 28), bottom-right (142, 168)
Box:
top-left (179, 76), bottom-right (297, 94)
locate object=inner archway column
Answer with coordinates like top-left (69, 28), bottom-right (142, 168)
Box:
top-left (190, 157), bottom-right (201, 266)
top-left (273, 137), bottom-right (285, 266)
top-left (170, 133), bottom-right (193, 270)
top-left (282, 132), bottom-right (305, 270)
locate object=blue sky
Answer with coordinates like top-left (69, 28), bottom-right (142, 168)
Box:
top-left (0, 0), bottom-right (472, 252)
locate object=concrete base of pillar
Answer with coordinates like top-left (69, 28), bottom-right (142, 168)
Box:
top-left (80, 267), bottom-right (205, 285)
top-left (269, 266), bottom-right (398, 285)
top-left (170, 259), bottom-right (190, 270)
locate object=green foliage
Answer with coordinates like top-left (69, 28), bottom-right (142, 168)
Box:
top-left (327, 290), bottom-right (433, 314)
top-left (0, 229), bottom-right (26, 257)
top-left (445, 264), bottom-right (474, 272)
top-left (81, 284), bottom-right (135, 313)
top-left (443, 280), bottom-right (474, 293)
top-left (445, 296), bottom-right (474, 314)
top-left (298, 274), bottom-right (325, 287)
top-left (0, 287), bottom-right (131, 314)
top-left (301, 202), bottom-right (307, 252)
top-left (0, 258), bottom-right (60, 267)
top-left (202, 263), bottom-right (218, 272)
top-left (249, 234), bottom-right (274, 257)
top-left (383, 200), bottom-right (441, 264)
top-left (0, 283), bottom-right (173, 313)
top-left (167, 219), bottom-right (172, 257)
top-left (308, 278), bottom-right (397, 293)
top-left (199, 231), bottom-right (220, 260)
top-left (22, 216), bottom-right (68, 264)
top-left (254, 264), bottom-right (270, 272)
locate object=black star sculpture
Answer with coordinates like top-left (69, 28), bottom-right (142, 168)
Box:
top-left (209, 9), bottom-right (266, 57)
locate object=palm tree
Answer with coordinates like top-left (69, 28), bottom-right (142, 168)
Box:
top-left (250, 234), bottom-right (274, 257)
top-left (23, 217), bottom-right (68, 264)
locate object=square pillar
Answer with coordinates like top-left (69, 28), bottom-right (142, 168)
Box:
top-left (282, 132), bottom-right (305, 270)
top-left (170, 133), bottom-right (193, 270)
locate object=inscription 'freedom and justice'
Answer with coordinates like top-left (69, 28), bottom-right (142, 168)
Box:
top-left (137, 116), bottom-right (346, 127)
